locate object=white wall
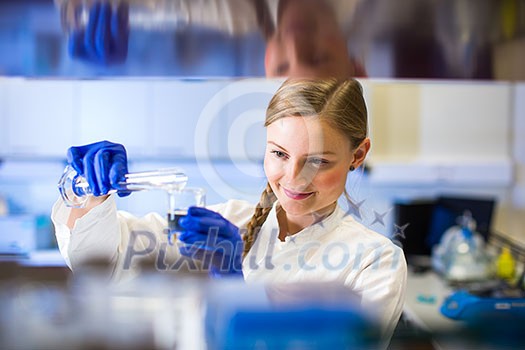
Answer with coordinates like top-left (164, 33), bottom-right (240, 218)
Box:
top-left (2, 79), bottom-right (76, 157)
top-left (419, 82), bottom-right (511, 161)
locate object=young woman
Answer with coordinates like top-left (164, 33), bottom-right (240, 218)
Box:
top-left (52, 78), bottom-right (406, 340)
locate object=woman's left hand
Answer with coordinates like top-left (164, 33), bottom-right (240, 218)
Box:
top-left (178, 207), bottom-right (244, 277)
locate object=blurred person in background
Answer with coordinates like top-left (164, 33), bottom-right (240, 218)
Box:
top-left (63, 0), bottom-right (367, 78)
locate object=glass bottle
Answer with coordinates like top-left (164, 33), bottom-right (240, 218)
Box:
top-left (58, 164), bottom-right (188, 208)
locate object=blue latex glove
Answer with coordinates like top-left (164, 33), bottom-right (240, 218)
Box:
top-left (178, 207), bottom-right (244, 278)
top-left (67, 140), bottom-right (130, 197)
top-left (69, 2), bottom-right (129, 65)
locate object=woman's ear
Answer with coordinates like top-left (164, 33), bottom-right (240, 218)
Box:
top-left (350, 138), bottom-right (371, 170)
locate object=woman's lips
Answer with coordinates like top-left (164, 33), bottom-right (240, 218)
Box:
top-left (283, 187), bottom-right (314, 200)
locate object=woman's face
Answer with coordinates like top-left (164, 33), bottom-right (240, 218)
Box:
top-left (265, 0), bottom-right (354, 78)
top-left (264, 116), bottom-right (354, 221)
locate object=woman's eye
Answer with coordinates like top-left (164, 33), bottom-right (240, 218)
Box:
top-left (275, 62), bottom-right (289, 76)
top-left (308, 158), bottom-right (328, 167)
top-left (271, 150), bottom-right (287, 159)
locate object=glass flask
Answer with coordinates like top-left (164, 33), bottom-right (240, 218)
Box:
top-left (166, 187), bottom-right (206, 244)
top-left (58, 164), bottom-right (188, 208)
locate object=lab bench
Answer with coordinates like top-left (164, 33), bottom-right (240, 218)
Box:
top-left (401, 267), bottom-right (465, 350)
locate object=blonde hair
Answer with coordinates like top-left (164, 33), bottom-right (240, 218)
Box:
top-left (243, 78), bottom-right (368, 258)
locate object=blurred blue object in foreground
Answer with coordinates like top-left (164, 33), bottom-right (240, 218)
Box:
top-left (441, 289), bottom-right (525, 320)
top-left (441, 289), bottom-right (525, 348)
top-left (204, 281), bottom-right (380, 349)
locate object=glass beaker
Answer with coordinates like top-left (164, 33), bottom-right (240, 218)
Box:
top-left (58, 165), bottom-right (188, 208)
top-left (166, 187), bottom-right (206, 245)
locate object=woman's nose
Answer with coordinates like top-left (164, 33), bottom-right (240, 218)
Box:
top-left (285, 35), bottom-right (316, 66)
top-left (284, 161), bottom-right (315, 188)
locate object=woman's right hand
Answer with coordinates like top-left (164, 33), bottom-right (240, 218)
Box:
top-left (67, 140), bottom-right (130, 197)
top-left (178, 207), bottom-right (244, 277)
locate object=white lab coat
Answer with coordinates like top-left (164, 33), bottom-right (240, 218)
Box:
top-left (52, 195), bottom-right (406, 341)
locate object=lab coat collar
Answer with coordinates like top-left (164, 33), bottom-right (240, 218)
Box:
top-left (269, 200), bottom-right (347, 244)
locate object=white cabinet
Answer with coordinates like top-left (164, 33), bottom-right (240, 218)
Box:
top-left (3, 79), bottom-right (75, 157)
top-left (367, 80), bottom-right (513, 186)
top-left (77, 80), bottom-right (152, 157)
top-left (150, 80), bottom-right (228, 159)
top-left (420, 82), bottom-right (511, 160)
